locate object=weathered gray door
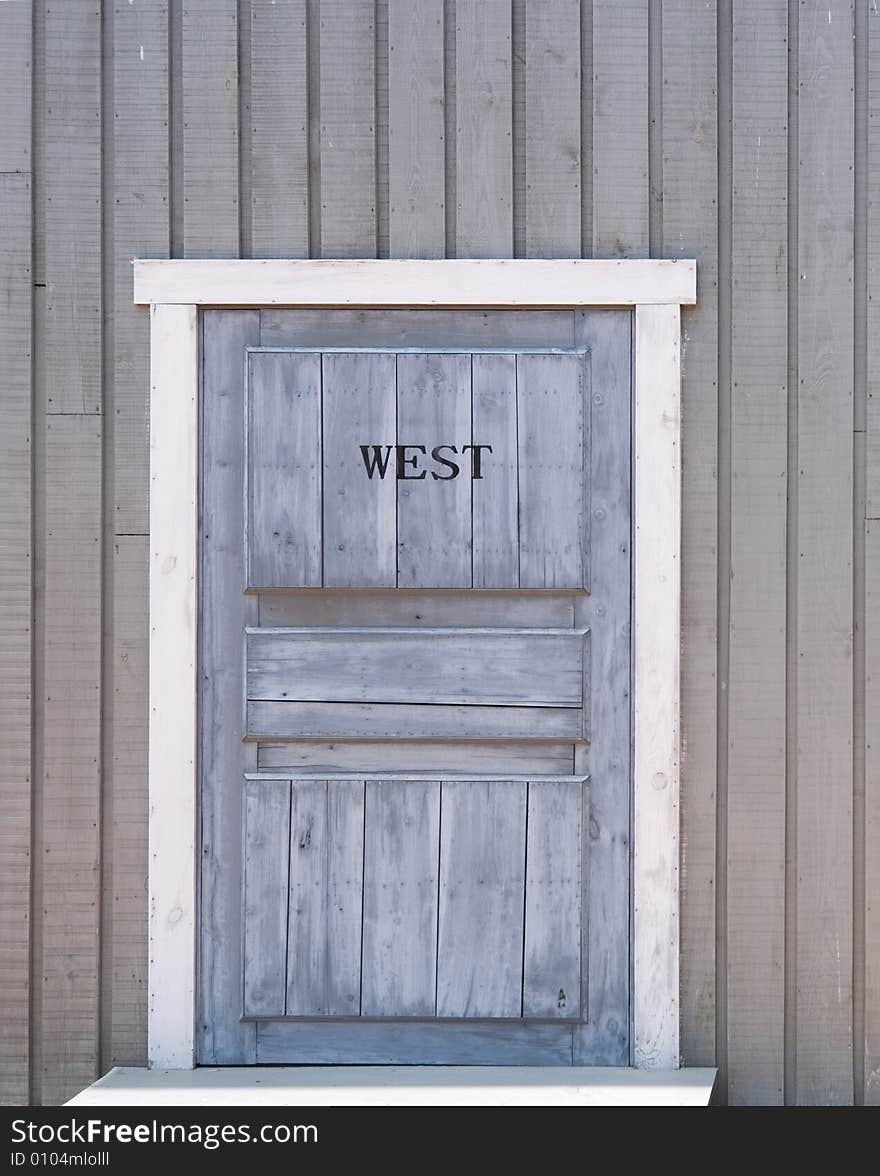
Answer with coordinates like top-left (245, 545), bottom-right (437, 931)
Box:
top-left (198, 309), bottom-right (631, 1065)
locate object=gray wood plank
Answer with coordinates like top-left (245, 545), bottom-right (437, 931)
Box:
top-left (41, 417), bottom-right (103, 1106)
top-left (243, 779), bottom-right (291, 1016)
top-left (319, 0), bottom-right (376, 257)
top-left (247, 700), bottom-right (584, 743)
top-left (260, 309), bottom-right (576, 349)
top-left (45, 0), bottom-right (101, 413)
top-left (396, 353), bottom-right (472, 587)
top-left (455, 0), bottom-right (512, 257)
top-left (199, 311), bottom-right (261, 1065)
top-left (524, 0), bottom-right (581, 257)
top-left (321, 351), bottom-right (397, 587)
top-left (517, 352), bottom-right (588, 589)
top-left (726, 0), bottom-right (788, 1107)
top-left (523, 781), bottom-right (583, 1021)
top-left (247, 351), bottom-right (322, 588)
top-left (257, 1020), bottom-right (573, 1064)
top-left (472, 353), bottom-right (518, 588)
top-left (572, 310), bottom-right (631, 1065)
top-left (796, 0), bottom-right (855, 1105)
top-left (869, 0), bottom-right (880, 521)
top-left (182, 0), bottom-right (239, 256)
top-left (286, 780), bottom-right (364, 1017)
top-left (436, 780), bottom-right (527, 1018)
top-left (0, 165), bottom-right (31, 1106)
top-left (866, 523), bottom-right (880, 1105)
top-left (247, 628), bottom-right (585, 707)
top-left (250, 0), bottom-right (308, 258)
top-left (102, 536), bottom-right (148, 1071)
top-left (113, 0), bottom-right (169, 534)
top-left (388, 0), bottom-right (445, 258)
top-left (592, 0), bottom-right (649, 256)
top-left (662, 0), bottom-right (719, 1068)
top-left (259, 590), bottom-right (575, 629)
top-left (0, 0), bottom-right (30, 172)
top-left (362, 780), bottom-right (440, 1016)
top-left (257, 741), bottom-right (574, 777)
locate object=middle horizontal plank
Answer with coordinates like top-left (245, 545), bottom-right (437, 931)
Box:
top-left (246, 626), bottom-right (587, 708)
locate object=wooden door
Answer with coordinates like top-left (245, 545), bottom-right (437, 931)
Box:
top-left (198, 309), bottom-right (631, 1065)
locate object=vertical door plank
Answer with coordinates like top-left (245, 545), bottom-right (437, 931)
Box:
top-left (868, 0), bottom-right (880, 518)
top-left (361, 780), bottom-right (440, 1016)
top-left (250, 0), bottom-right (308, 258)
top-left (726, 0), bottom-right (788, 1107)
top-left (41, 417), bottom-right (103, 1106)
top-left (523, 781), bottom-right (583, 1019)
top-left (247, 351), bottom-right (322, 588)
top-left (319, 0), bottom-right (376, 257)
top-left (524, 0), bottom-right (581, 257)
top-left (437, 780), bottom-right (526, 1018)
top-left (182, 0), bottom-right (239, 256)
top-left (573, 310), bottom-right (632, 1065)
top-left (662, 0), bottom-right (719, 1067)
top-left (199, 311), bottom-right (260, 1064)
top-left (396, 352), bottom-right (471, 587)
top-left (796, 0), bottom-right (854, 1105)
top-left (866, 523), bottom-right (880, 1105)
top-left (45, 0), bottom-right (100, 414)
top-left (113, 0), bottom-right (169, 533)
top-left (592, 0), bottom-right (649, 256)
top-left (455, 0), bottom-right (512, 257)
top-left (322, 351), bottom-right (397, 588)
top-left (388, 0), bottom-right (445, 258)
top-left (102, 537), bottom-right (149, 1070)
top-left (517, 352), bottom-right (588, 589)
top-left (472, 352), bottom-right (518, 588)
top-left (243, 779), bottom-right (290, 1016)
top-left (0, 9), bottom-right (31, 1096)
top-left (287, 780), bottom-right (364, 1017)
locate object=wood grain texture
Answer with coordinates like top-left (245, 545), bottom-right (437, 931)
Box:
top-left (388, 0), bottom-right (445, 258)
top-left (436, 780), bottom-right (527, 1018)
top-left (796, 0), bottom-right (854, 1105)
top-left (247, 628), bottom-right (585, 707)
top-left (592, 0), bottom-right (648, 256)
top-left (662, 0), bottom-right (719, 1068)
top-left (866, 523), bottom-right (880, 1104)
top-left (726, 0), bottom-right (788, 1107)
top-left (319, 0), bottom-right (376, 258)
top-left (247, 700), bottom-right (584, 742)
top-left (524, 0), bottom-right (581, 257)
top-left (517, 352), bottom-right (588, 589)
top-left (113, 0), bottom-right (169, 533)
top-left (102, 537), bottom-right (148, 1070)
top-left (321, 351), bottom-right (397, 587)
top-left (41, 417), bottom-right (103, 1105)
top-left (243, 779), bottom-right (290, 1016)
top-left (286, 780), bottom-right (364, 1017)
top-left (257, 741), bottom-right (574, 776)
top-left (396, 353), bottom-right (471, 587)
top-left (198, 311), bottom-right (260, 1065)
top-left (250, 0), bottom-right (308, 257)
top-left (869, 3), bottom-right (880, 521)
top-left (45, 0), bottom-right (101, 413)
top-left (455, 0), bottom-right (512, 257)
top-left (258, 589), bottom-right (574, 629)
top-left (362, 780), bottom-right (440, 1016)
top-left (182, 0), bottom-right (239, 256)
top-left (247, 351), bottom-right (322, 588)
top-left (0, 0), bottom-right (31, 172)
top-left (523, 781), bottom-right (583, 1019)
top-left (472, 353), bottom-right (519, 587)
top-left (0, 165), bottom-right (31, 1106)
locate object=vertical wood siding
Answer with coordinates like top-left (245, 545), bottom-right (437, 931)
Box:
top-left (0, 0), bottom-right (875, 1105)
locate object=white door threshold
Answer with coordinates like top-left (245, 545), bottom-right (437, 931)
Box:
top-left (66, 1066), bottom-right (717, 1107)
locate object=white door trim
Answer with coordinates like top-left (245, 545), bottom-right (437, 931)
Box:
top-left (137, 258), bottom-right (692, 1071)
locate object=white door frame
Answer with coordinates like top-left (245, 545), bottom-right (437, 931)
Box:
top-left (135, 258), bottom-right (693, 1071)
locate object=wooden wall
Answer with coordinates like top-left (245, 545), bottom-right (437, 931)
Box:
top-left (0, 0), bottom-right (876, 1106)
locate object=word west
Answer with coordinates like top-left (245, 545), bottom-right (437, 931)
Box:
top-left (359, 444), bottom-right (493, 481)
